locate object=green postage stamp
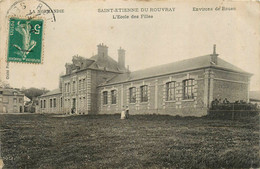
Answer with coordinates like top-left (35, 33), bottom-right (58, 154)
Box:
top-left (7, 17), bottom-right (44, 64)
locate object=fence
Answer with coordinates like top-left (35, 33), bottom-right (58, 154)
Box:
top-left (209, 103), bottom-right (259, 120)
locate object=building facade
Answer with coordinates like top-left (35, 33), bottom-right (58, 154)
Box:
top-left (38, 89), bottom-right (62, 114)
top-left (38, 44), bottom-right (252, 116)
top-left (38, 44), bottom-right (127, 114)
top-left (0, 88), bottom-right (24, 113)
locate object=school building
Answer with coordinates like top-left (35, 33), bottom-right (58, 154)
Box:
top-left (38, 44), bottom-right (252, 116)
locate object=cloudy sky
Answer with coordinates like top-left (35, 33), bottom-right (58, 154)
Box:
top-left (0, 0), bottom-right (259, 91)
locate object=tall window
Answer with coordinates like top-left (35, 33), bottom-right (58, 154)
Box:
top-left (111, 90), bottom-right (117, 104)
top-left (79, 80), bottom-right (81, 90)
top-left (44, 100), bottom-right (46, 108)
top-left (67, 83), bottom-right (70, 92)
top-left (73, 81), bottom-right (76, 91)
top-left (65, 83), bottom-right (67, 93)
top-left (166, 81), bottom-right (176, 101)
top-left (53, 98), bottom-right (56, 108)
top-left (103, 91), bottom-right (108, 105)
top-left (41, 100), bottom-right (43, 108)
top-left (183, 79), bottom-right (195, 99)
top-left (83, 79), bottom-right (86, 90)
top-left (140, 85), bottom-right (148, 102)
top-left (50, 99), bottom-right (52, 108)
top-left (129, 87), bottom-right (136, 103)
top-left (61, 98), bottom-right (63, 108)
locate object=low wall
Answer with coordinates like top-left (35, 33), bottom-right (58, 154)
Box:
top-left (208, 110), bottom-right (259, 120)
top-left (99, 107), bottom-right (208, 117)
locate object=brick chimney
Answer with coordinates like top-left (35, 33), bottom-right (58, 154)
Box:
top-left (59, 73), bottom-right (63, 91)
top-left (126, 65), bottom-right (130, 78)
top-left (210, 44), bottom-right (218, 65)
top-left (65, 63), bottom-right (72, 74)
top-left (97, 43), bottom-right (108, 57)
top-left (118, 47), bottom-right (125, 68)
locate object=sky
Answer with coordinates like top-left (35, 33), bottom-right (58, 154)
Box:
top-left (0, 0), bottom-right (259, 91)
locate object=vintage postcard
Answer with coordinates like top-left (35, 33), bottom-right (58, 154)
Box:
top-left (0, 0), bottom-right (259, 168)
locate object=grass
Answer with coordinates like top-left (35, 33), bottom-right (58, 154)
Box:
top-left (0, 114), bottom-right (259, 168)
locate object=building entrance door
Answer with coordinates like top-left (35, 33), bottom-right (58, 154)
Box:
top-left (72, 98), bottom-right (76, 114)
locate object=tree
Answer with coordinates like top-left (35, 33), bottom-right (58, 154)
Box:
top-left (22, 87), bottom-right (49, 100)
top-left (0, 81), bottom-right (11, 88)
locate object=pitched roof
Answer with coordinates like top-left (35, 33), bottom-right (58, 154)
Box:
top-left (41, 88), bottom-right (61, 97)
top-left (62, 54), bottom-right (126, 77)
top-left (88, 54), bottom-right (125, 72)
top-left (0, 88), bottom-right (24, 96)
top-left (100, 54), bottom-right (251, 86)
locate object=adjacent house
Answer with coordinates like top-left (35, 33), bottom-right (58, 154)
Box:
top-left (38, 44), bottom-right (252, 116)
top-left (0, 88), bottom-right (24, 113)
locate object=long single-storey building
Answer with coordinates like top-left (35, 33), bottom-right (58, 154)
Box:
top-left (38, 44), bottom-right (252, 116)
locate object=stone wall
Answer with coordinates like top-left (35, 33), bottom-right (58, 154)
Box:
top-left (61, 69), bottom-right (121, 114)
top-left (38, 93), bottom-right (62, 114)
top-left (61, 70), bottom-right (89, 114)
top-left (212, 69), bottom-right (249, 102)
top-left (98, 70), bottom-right (208, 117)
top-left (90, 70), bottom-right (122, 114)
top-left (38, 67), bottom-right (250, 116)
top-left (213, 80), bottom-right (248, 102)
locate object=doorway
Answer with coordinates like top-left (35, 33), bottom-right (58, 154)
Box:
top-left (72, 98), bottom-right (76, 114)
